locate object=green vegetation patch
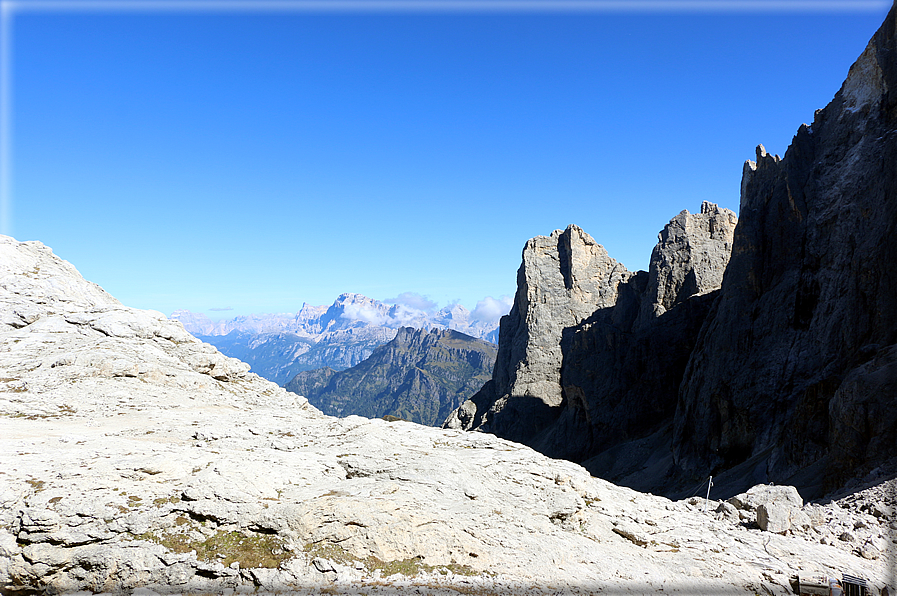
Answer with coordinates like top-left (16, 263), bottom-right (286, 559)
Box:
top-left (135, 520), bottom-right (291, 569)
top-left (153, 494), bottom-right (181, 506)
top-left (303, 541), bottom-right (480, 577)
top-left (303, 541), bottom-right (355, 565)
top-left (25, 479), bottom-right (45, 492)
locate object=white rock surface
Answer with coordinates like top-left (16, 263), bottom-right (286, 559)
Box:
top-left (0, 235), bottom-right (892, 595)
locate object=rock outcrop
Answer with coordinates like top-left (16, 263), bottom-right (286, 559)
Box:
top-left (448, 5), bottom-right (897, 501)
top-left (285, 327), bottom-right (497, 426)
top-left (446, 203), bottom-right (737, 490)
top-left (0, 235), bottom-right (892, 595)
top-left (636, 202), bottom-right (739, 326)
top-left (444, 224), bottom-right (634, 442)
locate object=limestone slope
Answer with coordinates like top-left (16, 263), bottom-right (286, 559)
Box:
top-left (0, 238), bottom-right (891, 595)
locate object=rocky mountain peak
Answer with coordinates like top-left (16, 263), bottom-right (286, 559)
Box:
top-left (739, 144), bottom-right (782, 212)
top-left (0, 239), bottom-right (120, 326)
top-left (435, 302), bottom-right (470, 324)
top-left (173, 292), bottom-right (503, 384)
top-left (392, 325), bottom-right (460, 344)
top-left (333, 292), bottom-right (377, 307)
top-left (444, 225), bottom-right (634, 435)
top-left (316, 292), bottom-right (390, 331)
top-left (637, 201), bottom-right (737, 325)
top-left (294, 302), bottom-right (328, 324)
top-left (507, 224), bottom-right (631, 409)
top-left (541, 224), bottom-right (631, 312)
top-left (839, 37), bottom-right (888, 117)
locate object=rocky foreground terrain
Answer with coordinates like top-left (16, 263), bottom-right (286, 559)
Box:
top-left (1, 237), bottom-right (895, 594)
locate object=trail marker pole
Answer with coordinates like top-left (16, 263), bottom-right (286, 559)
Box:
top-left (703, 476), bottom-right (713, 514)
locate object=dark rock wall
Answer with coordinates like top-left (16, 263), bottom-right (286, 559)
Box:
top-left (673, 6), bottom-right (897, 494)
top-left (550, 287), bottom-right (716, 465)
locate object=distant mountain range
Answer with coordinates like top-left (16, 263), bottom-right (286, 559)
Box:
top-left (284, 326), bottom-right (497, 426)
top-left (171, 293), bottom-right (500, 384)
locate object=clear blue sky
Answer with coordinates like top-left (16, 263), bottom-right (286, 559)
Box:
top-left (3, 0), bottom-right (891, 318)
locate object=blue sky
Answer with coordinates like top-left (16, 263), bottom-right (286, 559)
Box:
top-left (2, 0), bottom-right (891, 319)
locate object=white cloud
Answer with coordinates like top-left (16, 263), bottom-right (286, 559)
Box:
top-left (340, 303), bottom-right (388, 325)
top-left (384, 292), bottom-right (437, 312)
top-left (471, 295), bottom-right (513, 324)
top-left (387, 303), bottom-right (430, 327)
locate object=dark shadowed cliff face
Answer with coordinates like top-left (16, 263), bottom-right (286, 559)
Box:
top-left (673, 5), bottom-right (897, 496)
top-left (447, 5), bottom-right (897, 499)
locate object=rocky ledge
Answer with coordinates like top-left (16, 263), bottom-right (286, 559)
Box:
top-left (0, 239), bottom-right (894, 594)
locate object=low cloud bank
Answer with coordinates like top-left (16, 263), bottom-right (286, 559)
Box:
top-left (471, 296), bottom-right (513, 324)
top-left (389, 304), bottom-right (430, 326)
top-left (384, 292), bottom-right (437, 312)
top-left (337, 292), bottom-right (512, 330)
top-left (340, 303), bottom-right (388, 326)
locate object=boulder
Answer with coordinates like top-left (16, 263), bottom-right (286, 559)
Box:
top-left (728, 485), bottom-right (803, 512)
top-left (757, 502), bottom-right (794, 534)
